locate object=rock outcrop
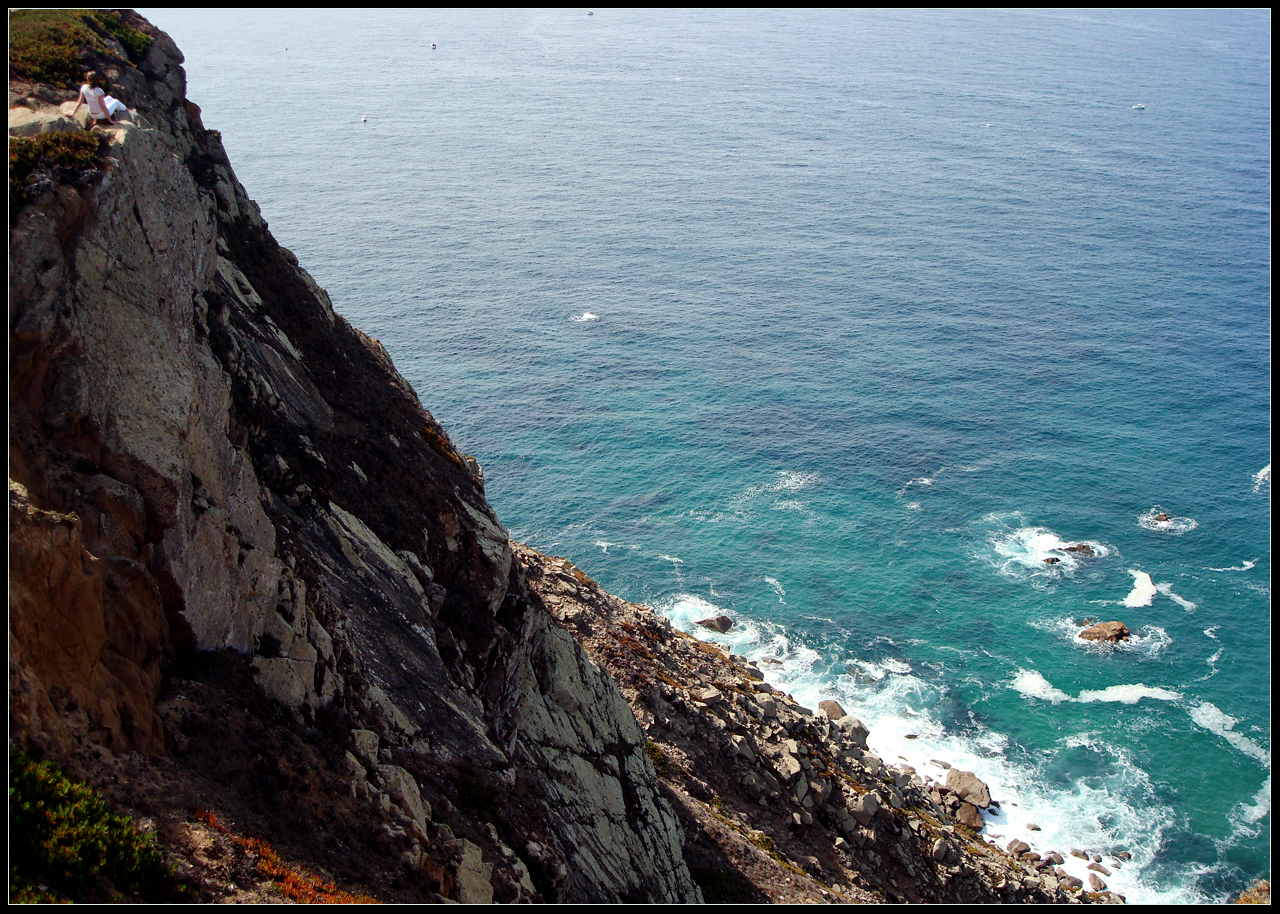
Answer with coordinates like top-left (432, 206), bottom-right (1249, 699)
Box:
top-left (10, 12), bottom-right (696, 903)
top-left (1080, 621), bottom-right (1131, 643)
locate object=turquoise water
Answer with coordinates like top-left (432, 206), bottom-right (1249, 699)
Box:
top-left (144, 9), bottom-right (1270, 901)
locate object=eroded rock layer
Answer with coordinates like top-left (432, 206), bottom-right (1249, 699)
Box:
top-left (10, 12), bottom-right (695, 903)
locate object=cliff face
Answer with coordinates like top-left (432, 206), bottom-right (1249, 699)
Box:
top-left (9, 12), bottom-right (697, 903)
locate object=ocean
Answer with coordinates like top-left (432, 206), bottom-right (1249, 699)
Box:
top-left (141, 9), bottom-right (1271, 902)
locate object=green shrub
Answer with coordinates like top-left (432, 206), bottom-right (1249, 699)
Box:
top-left (93, 11), bottom-right (152, 63)
top-left (8, 9), bottom-right (151, 87)
top-left (8, 752), bottom-right (178, 902)
top-left (9, 131), bottom-right (107, 208)
top-left (7, 10), bottom-right (98, 87)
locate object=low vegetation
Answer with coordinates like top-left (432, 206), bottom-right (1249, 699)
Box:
top-left (8, 752), bottom-right (182, 903)
top-left (9, 9), bottom-right (151, 87)
top-left (9, 131), bottom-right (108, 209)
top-left (194, 809), bottom-right (378, 903)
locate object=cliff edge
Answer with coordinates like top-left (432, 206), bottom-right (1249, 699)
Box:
top-left (9, 11), bottom-right (1117, 904)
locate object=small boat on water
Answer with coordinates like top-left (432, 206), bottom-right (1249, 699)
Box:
top-left (1132, 104), bottom-right (1145, 109)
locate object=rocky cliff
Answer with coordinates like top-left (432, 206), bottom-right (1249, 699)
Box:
top-left (9, 12), bottom-right (696, 903)
top-left (9, 11), bottom-right (1120, 904)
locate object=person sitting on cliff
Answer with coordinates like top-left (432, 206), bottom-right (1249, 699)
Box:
top-left (77, 72), bottom-right (128, 126)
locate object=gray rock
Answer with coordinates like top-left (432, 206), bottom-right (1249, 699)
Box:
top-left (835, 715), bottom-right (870, 749)
top-left (848, 791), bottom-right (880, 825)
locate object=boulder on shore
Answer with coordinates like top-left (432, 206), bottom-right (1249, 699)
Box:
top-left (946, 768), bottom-right (992, 808)
top-left (1080, 621), bottom-right (1130, 643)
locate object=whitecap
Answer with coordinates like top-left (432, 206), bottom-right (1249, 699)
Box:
top-left (1010, 669), bottom-right (1072, 703)
top-left (1122, 569), bottom-right (1158, 607)
top-left (1012, 669), bottom-right (1178, 704)
top-left (1188, 702), bottom-right (1271, 764)
top-left (1252, 464), bottom-right (1270, 493)
top-left (764, 576), bottom-right (786, 604)
top-left (1155, 582), bottom-right (1196, 611)
top-left (1138, 506), bottom-right (1198, 535)
top-left (570, 311), bottom-right (599, 322)
top-left (1077, 683), bottom-right (1180, 704)
top-left (907, 501), bottom-right (922, 510)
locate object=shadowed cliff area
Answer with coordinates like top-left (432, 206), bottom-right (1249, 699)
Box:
top-left (10, 10), bottom-right (1113, 904)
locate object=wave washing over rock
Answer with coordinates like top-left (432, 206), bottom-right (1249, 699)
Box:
top-left (9, 11), bottom-right (1121, 904)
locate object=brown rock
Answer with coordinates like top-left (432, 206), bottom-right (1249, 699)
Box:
top-left (1079, 621), bottom-right (1131, 642)
top-left (818, 699), bottom-right (847, 720)
top-left (1062, 543), bottom-right (1096, 556)
top-left (696, 615), bottom-right (733, 633)
top-left (946, 768), bottom-right (992, 808)
top-left (956, 802), bottom-right (985, 829)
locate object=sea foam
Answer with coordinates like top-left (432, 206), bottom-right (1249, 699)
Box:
top-left (1188, 702), bottom-right (1271, 764)
top-left (1138, 506), bottom-right (1198, 535)
top-left (986, 519), bottom-right (1111, 582)
top-left (1122, 569), bottom-right (1158, 607)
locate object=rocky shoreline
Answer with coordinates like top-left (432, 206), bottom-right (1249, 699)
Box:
top-left (519, 544), bottom-right (1127, 904)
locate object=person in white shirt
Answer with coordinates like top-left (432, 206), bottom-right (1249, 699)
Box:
top-left (77, 73), bottom-right (128, 125)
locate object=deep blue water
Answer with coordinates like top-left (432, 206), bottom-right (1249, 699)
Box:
top-left (144, 9), bottom-right (1270, 901)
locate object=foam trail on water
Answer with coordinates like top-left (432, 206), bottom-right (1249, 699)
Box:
top-left (1077, 684), bottom-right (1181, 704)
top-left (1156, 582), bottom-right (1196, 611)
top-left (1229, 777), bottom-right (1271, 839)
top-left (1253, 464), bottom-right (1270, 493)
top-left (1012, 670), bottom-right (1179, 705)
top-left (1189, 702), bottom-right (1271, 764)
top-left (1208, 560), bottom-right (1255, 572)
